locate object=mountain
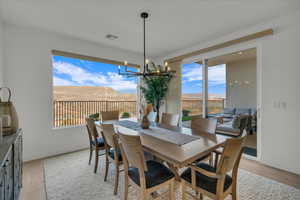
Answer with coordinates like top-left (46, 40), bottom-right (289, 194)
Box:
top-left (53, 86), bottom-right (136, 101)
top-left (53, 86), bottom-right (224, 101)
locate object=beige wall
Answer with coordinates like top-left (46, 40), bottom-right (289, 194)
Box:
top-left (0, 10), bottom-right (4, 87)
top-left (226, 58), bottom-right (257, 108)
top-left (165, 61), bottom-right (182, 117)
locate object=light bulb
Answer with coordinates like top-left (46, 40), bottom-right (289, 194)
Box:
top-left (124, 61), bottom-right (128, 65)
top-left (146, 59), bottom-right (149, 64)
top-left (164, 61), bottom-right (168, 66)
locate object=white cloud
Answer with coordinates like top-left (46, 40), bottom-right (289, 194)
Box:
top-left (53, 61), bottom-right (136, 91)
top-left (107, 72), bottom-right (137, 90)
top-left (53, 61), bottom-right (108, 85)
top-left (183, 65), bottom-right (203, 82)
top-left (183, 63), bottom-right (226, 85)
top-left (53, 76), bottom-right (75, 86)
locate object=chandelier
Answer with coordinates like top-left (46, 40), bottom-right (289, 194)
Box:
top-left (118, 12), bottom-right (176, 77)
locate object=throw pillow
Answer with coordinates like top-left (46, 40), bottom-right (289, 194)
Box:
top-left (232, 115), bottom-right (241, 129)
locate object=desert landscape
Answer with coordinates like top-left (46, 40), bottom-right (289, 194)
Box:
top-left (53, 86), bottom-right (225, 127)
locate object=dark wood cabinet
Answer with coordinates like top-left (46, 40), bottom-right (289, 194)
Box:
top-left (0, 130), bottom-right (22, 200)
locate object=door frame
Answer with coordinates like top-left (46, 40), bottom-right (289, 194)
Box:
top-left (182, 42), bottom-right (262, 161)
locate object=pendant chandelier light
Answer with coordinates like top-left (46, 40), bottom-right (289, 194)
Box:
top-left (118, 12), bottom-right (176, 77)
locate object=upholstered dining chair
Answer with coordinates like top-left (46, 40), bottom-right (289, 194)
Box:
top-left (100, 123), bottom-right (123, 195)
top-left (100, 110), bottom-right (119, 122)
top-left (118, 133), bottom-right (176, 200)
top-left (180, 133), bottom-right (246, 200)
top-left (191, 116), bottom-right (218, 165)
top-left (86, 117), bottom-right (105, 173)
top-left (161, 113), bottom-right (180, 126)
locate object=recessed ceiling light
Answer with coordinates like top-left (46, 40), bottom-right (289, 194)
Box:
top-left (106, 34), bottom-right (118, 40)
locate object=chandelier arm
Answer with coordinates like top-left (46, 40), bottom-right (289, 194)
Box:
top-left (117, 12), bottom-right (176, 78)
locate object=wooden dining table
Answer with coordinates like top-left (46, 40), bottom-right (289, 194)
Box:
top-left (95, 119), bottom-right (228, 180)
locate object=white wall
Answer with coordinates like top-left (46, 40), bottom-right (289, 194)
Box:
top-left (3, 24), bottom-right (142, 161)
top-left (0, 11), bottom-right (4, 87)
top-left (226, 58), bottom-right (257, 108)
top-left (156, 10), bottom-right (300, 175)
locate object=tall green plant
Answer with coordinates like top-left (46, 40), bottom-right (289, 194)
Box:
top-left (140, 76), bottom-right (172, 122)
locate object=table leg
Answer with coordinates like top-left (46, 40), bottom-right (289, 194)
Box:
top-left (167, 163), bottom-right (181, 181)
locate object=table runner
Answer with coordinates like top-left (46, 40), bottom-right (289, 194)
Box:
top-left (116, 120), bottom-right (199, 146)
top-left (139, 127), bottom-right (199, 146)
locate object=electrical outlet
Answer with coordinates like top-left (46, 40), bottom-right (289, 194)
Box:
top-left (281, 101), bottom-right (287, 109)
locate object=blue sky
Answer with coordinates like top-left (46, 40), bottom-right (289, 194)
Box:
top-left (52, 55), bottom-right (138, 93)
top-left (53, 56), bottom-right (226, 96)
top-left (182, 63), bottom-right (226, 96)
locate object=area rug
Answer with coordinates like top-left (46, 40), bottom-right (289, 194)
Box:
top-left (44, 150), bottom-right (300, 200)
top-left (243, 147), bottom-right (257, 157)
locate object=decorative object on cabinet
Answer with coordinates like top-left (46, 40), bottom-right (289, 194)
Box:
top-left (0, 88), bottom-right (19, 136)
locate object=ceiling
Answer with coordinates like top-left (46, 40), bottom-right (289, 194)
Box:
top-left (1, 0), bottom-right (300, 58)
top-left (207, 48), bottom-right (256, 66)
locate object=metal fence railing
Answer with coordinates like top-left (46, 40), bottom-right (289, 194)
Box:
top-left (53, 100), bottom-right (137, 128)
top-left (53, 99), bottom-right (225, 128)
top-left (182, 99), bottom-right (225, 116)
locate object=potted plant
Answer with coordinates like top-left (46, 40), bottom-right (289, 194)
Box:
top-left (140, 76), bottom-right (173, 122)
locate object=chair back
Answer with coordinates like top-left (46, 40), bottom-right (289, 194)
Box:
top-left (101, 123), bottom-right (118, 149)
top-left (161, 113), bottom-right (180, 126)
top-left (217, 131), bottom-right (247, 175)
top-left (118, 133), bottom-right (148, 172)
top-left (86, 117), bottom-right (99, 141)
top-left (101, 111), bottom-right (119, 122)
top-left (191, 116), bottom-right (217, 134)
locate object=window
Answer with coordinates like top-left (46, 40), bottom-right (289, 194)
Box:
top-left (52, 53), bottom-right (138, 128)
top-left (181, 62), bottom-right (226, 123)
top-left (207, 64), bottom-right (226, 114)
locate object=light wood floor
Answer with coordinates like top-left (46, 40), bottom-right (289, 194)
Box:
top-left (21, 154), bottom-right (300, 200)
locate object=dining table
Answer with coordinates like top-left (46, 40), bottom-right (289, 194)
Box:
top-left (95, 119), bottom-right (228, 180)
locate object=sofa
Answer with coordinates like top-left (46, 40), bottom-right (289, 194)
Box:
top-left (209, 108), bottom-right (256, 137)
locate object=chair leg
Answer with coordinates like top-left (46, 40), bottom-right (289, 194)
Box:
top-left (169, 179), bottom-right (175, 200)
top-left (140, 190), bottom-right (148, 200)
top-left (124, 171), bottom-right (129, 200)
top-left (214, 153), bottom-right (219, 168)
top-left (181, 181), bottom-right (186, 200)
top-left (114, 164), bottom-right (120, 195)
top-left (199, 193), bottom-right (203, 200)
top-left (94, 149), bottom-right (99, 173)
top-left (209, 153), bottom-right (214, 166)
top-left (88, 146), bottom-right (93, 165)
top-left (104, 154), bottom-right (109, 181)
top-left (232, 183), bottom-right (238, 200)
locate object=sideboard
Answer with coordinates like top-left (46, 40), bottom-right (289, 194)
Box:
top-left (0, 130), bottom-right (22, 200)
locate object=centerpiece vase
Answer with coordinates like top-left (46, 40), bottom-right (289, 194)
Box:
top-left (141, 115), bottom-right (150, 129)
top-left (141, 104), bottom-right (152, 129)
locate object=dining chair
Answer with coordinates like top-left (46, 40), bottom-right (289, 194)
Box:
top-left (86, 117), bottom-right (105, 173)
top-left (100, 124), bottom-right (123, 195)
top-left (161, 113), bottom-right (180, 126)
top-left (118, 133), bottom-right (176, 200)
top-left (101, 110), bottom-right (119, 122)
top-left (180, 133), bottom-right (246, 200)
top-left (191, 116), bottom-right (218, 165)
top-left (191, 116), bottom-right (218, 134)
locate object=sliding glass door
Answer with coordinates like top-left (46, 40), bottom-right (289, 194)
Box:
top-left (207, 64), bottom-right (226, 115)
top-left (181, 62), bottom-right (203, 126)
